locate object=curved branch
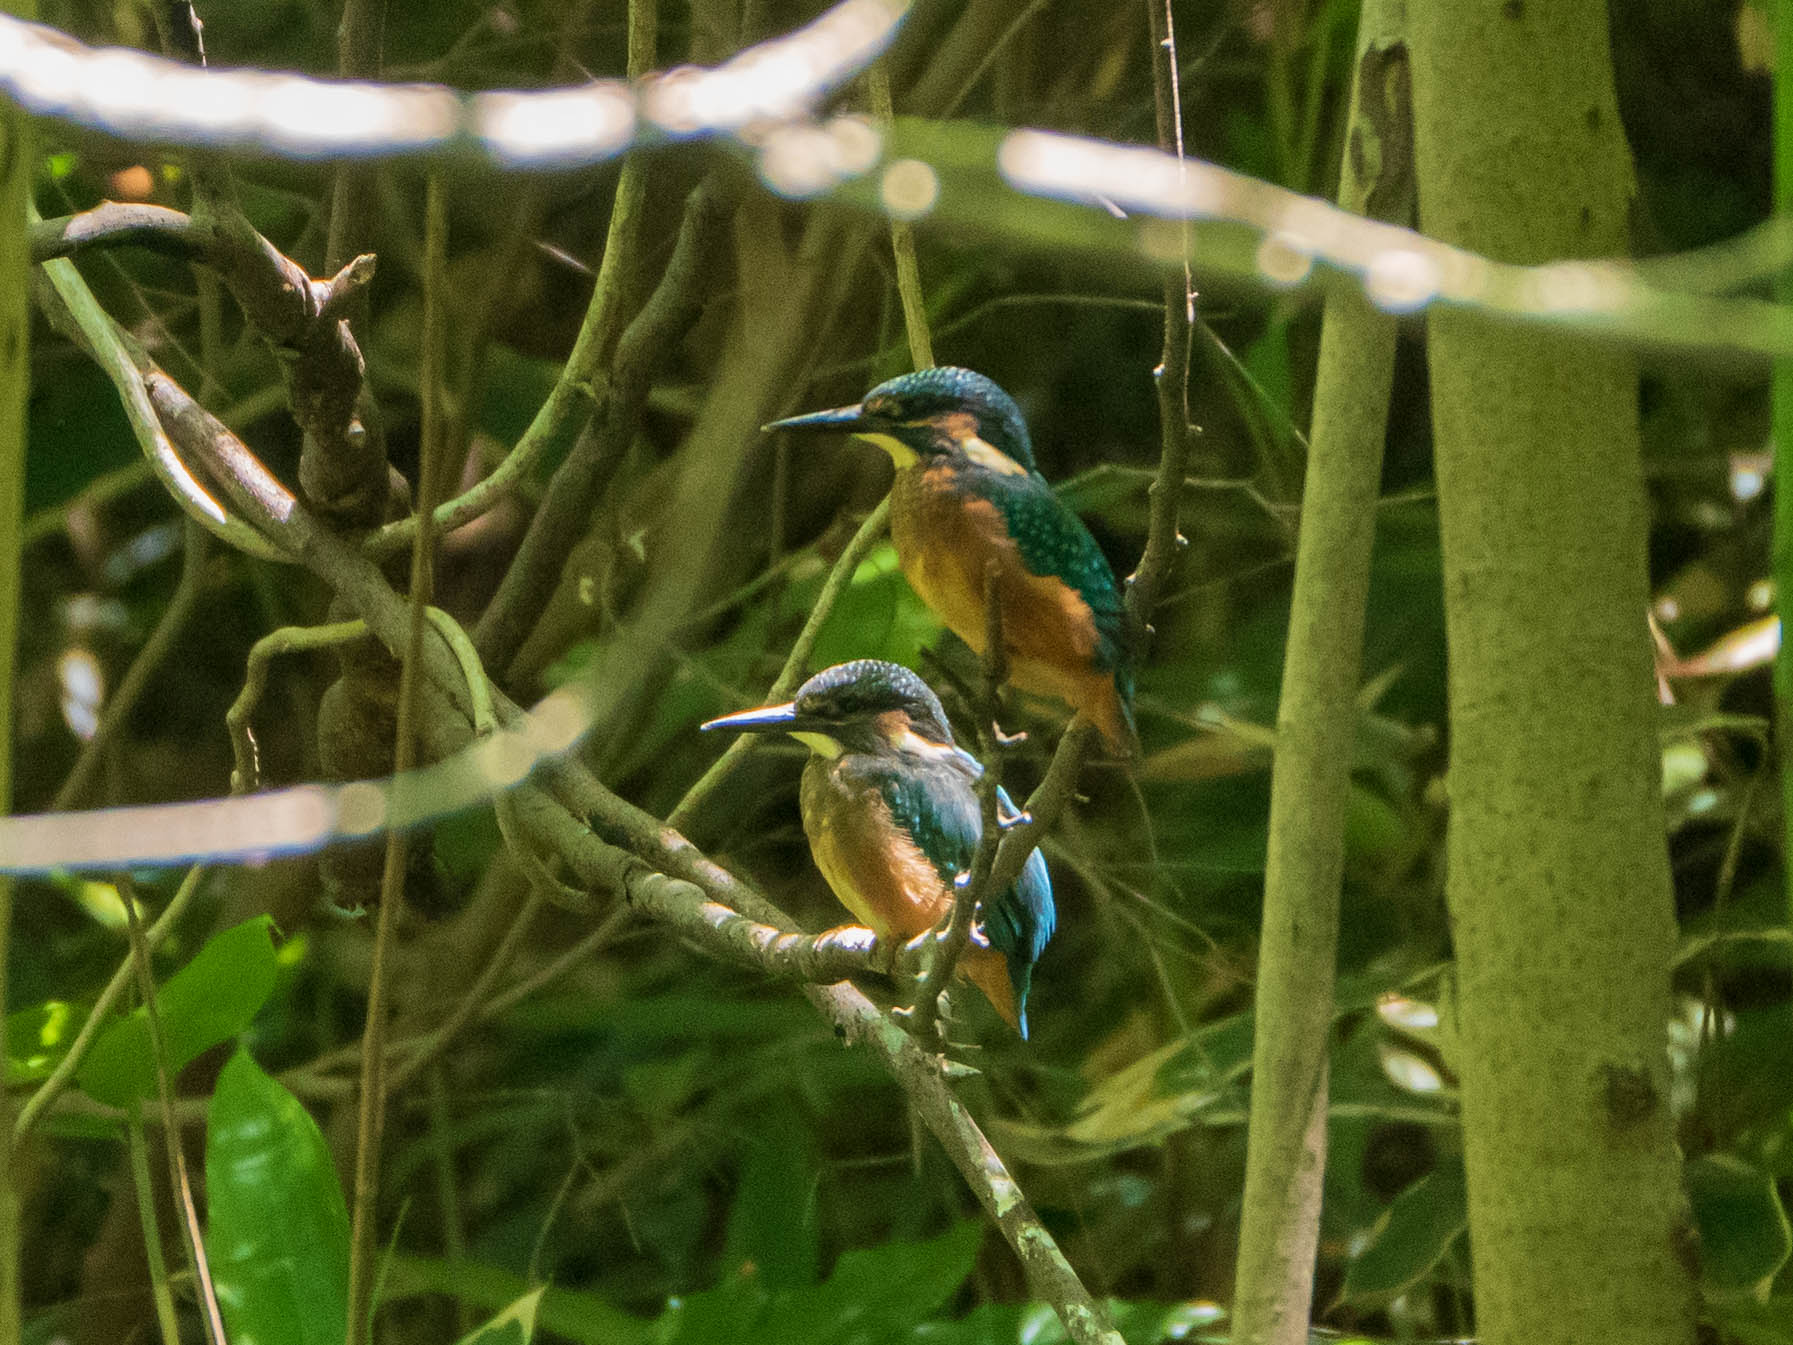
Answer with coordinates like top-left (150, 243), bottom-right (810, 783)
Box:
top-left (471, 176), bottom-right (730, 675)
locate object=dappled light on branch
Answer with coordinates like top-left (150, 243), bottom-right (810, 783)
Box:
top-left (0, 0), bottom-right (907, 164)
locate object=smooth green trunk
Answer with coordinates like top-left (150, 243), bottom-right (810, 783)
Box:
top-left (1411, 5), bottom-right (1696, 1344)
top-left (1228, 3), bottom-right (1408, 1341)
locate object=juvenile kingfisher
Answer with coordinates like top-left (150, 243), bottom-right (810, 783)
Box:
top-left (702, 659), bottom-right (1054, 1037)
top-left (767, 367), bottom-right (1137, 756)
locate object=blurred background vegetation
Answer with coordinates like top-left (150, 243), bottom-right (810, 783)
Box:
top-left (6, 0), bottom-right (1788, 1341)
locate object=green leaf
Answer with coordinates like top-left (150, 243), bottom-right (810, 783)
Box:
top-left (1341, 1159), bottom-right (1468, 1304)
top-left (78, 915), bottom-right (278, 1105)
top-left (6, 1000), bottom-right (81, 1085)
top-left (654, 1222), bottom-right (982, 1345)
top-left (770, 1220), bottom-right (982, 1343)
top-left (204, 1050), bottom-right (350, 1345)
top-left (1689, 1153), bottom-right (1793, 1296)
top-left (454, 1287), bottom-right (547, 1345)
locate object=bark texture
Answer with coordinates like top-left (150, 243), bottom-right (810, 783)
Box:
top-left (1410, 4), bottom-right (1697, 1343)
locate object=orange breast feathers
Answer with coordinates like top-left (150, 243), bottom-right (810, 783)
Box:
top-left (797, 760), bottom-right (1021, 1030)
top-left (890, 466), bottom-right (1130, 750)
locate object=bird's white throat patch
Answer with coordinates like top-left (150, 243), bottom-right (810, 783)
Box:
top-left (853, 430), bottom-right (920, 468)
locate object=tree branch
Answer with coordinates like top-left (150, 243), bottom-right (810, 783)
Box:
top-left (472, 176), bottom-right (729, 677)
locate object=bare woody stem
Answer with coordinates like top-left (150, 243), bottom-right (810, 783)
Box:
top-left (118, 874), bottom-right (228, 1345)
top-left (345, 173), bottom-right (449, 1345)
top-left (472, 171), bottom-right (725, 678)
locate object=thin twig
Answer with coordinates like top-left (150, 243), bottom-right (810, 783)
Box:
top-left (126, 1105), bottom-right (183, 1345)
top-left (346, 172), bottom-right (448, 1345)
top-left (0, 59), bottom-right (28, 1343)
top-left (385, 887), bottom-right (546, 1094)
top-left (119, 875), bottom-right (227, 1345)
top-left (1129, 0), bottom-right (1196, 626)
top-left (280, 907), bottom-right (637, 1091)
top-left (324, 0), bottom-right (383, 273)
top-left (226, 620), bottom-right (370, 792)
top-left (426, 1065), bottom-right (473, 1336)
top-left (471, 168), bottom-right (723, 677)
top-left (32, 232), bottom-right (288, 561)
top-left (868, 64), bottom-right (933, 370)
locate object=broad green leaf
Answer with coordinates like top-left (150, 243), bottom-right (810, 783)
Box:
top-left (6, 1000), bottom-right (80, 1085)
top-left (769, 1219), bottom-right (981, 1343)
top-left (78, 915), bottom-right (278, 1105)
top-left (1690, 1153), bottom-right (1793, 1296)
top-left (1341, 1159), bottom-right (1468, 1303)
top-left (205, 1050), bottom-right (350, 1345)
top-left (655, 1222), bottom-right (982, 1345)
top-left (455, 1287), bottom-right (547, 1345)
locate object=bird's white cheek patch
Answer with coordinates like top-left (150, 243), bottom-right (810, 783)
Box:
top-left (961, 436), bottom-right (1028, 477)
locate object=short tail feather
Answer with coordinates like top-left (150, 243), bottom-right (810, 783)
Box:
top-left (960, 945), bottom-right (1029, 1039)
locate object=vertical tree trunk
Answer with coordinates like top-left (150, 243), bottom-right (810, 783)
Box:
top-left (1229, 3), bottom-right (1409, 1341)
top-left (1410, 5), bottom-right (1697, 1344)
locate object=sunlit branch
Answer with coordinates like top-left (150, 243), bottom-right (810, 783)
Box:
top-left (0, 0), bottom-right (906, 166)
top-left (32, 244), bottom-right (287, 561)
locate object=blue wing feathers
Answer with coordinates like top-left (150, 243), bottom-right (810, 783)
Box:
top-left (859, 759), bottom-right (1055, 1027)
top-left (967, 470), bottom-right (1133, 683)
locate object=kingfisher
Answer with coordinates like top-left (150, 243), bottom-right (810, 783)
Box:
top-left (702, 659), bottom-right (1054, 1037)
top-left (767, 367), bottom-right (1137, 756)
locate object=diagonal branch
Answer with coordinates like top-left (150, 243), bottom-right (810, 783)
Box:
top-left (32, 195), bottom-right (387, 526)
top-left (471, 177), bottom-right (730, 676)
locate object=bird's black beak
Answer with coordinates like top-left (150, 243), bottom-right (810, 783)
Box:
top-left (762, 405), bottom-right (870, 435)
top-left (700, 701), bottom-right (800, 734)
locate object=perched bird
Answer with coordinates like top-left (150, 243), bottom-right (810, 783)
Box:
top-left (767, 367), bottom-right (1137, 755)
top-left (702, 659), bottom-right (1054, 1037)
